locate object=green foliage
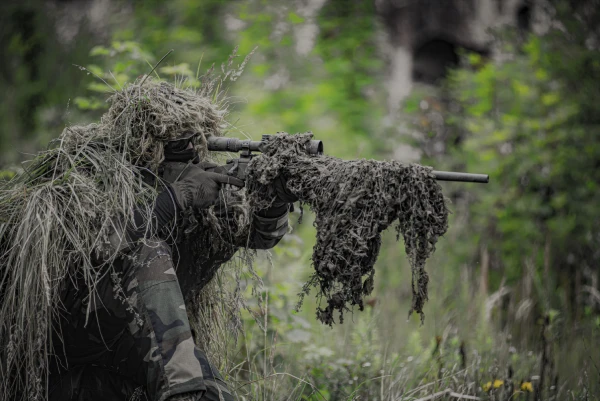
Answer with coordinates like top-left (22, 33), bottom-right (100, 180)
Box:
top-left (3, 0), bottom-right (600, 398)
top-left (0, 2), bottom-right (97, 163)
top-left (444, 29), bottom-right (600, 300)
top-left (74, 41), bottom-right (157, 112)
top-left (0, 170), bottom-right (16, 181)
top-left (399, 4), bottom-right (600, 394)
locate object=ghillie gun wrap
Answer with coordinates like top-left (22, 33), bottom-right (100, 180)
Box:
top-left (242, 133), bottom-right (454, 325)
top-left (210, 132), bottom-right (487, 325)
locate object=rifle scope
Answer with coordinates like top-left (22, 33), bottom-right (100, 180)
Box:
top-left (207, 135), bottom-right (324, 155)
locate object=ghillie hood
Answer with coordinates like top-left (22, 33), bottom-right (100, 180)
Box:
top-left (0, 77), bottom-right (230, 401)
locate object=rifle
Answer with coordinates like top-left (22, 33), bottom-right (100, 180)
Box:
top-left (207, 134), bottom-right (489, 183)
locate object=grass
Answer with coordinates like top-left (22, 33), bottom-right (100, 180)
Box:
top-left (210, 223), bottom-right (600, 401)
top-left (224, 305), bottom-right (598, 400)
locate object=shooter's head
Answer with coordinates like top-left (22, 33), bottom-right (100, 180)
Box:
top-left (103, 78), bottom-right (225, 169)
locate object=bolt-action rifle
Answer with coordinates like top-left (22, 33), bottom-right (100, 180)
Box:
top-left (208, 134), bottom-right (489, 183)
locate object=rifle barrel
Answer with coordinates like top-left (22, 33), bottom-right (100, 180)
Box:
top-left (432, 171), bottom-right (489, 183)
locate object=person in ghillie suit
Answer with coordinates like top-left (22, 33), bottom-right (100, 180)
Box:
top-left (0, 76), bottom-right (296, 401)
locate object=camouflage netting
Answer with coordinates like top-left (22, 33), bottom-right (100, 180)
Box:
top-left (0, 75), bottom-right (239, 401)
top-left (246, 132), bottom-right (449, 325)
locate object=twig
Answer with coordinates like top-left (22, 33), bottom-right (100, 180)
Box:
top-left (414, 389), bottom-right (481, 401)
top-left (414, 389), bottom-right (451, 400)
top-left (143, 58), bottom-right (161, 80)
top-left (109, 70), bottom-right (123, 91)
top-left (140, 49), bottom-right (174, 87)
top-left (195, 53), bottom-right (204, 80)
top-left (73, 64), bottom-right (117, 92)
top-left (448, 392), bottom-right (480, 400)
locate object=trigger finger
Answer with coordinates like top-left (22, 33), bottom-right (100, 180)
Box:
top-left (197, 161), bottom-right (219, 171)
top-left (208, 172), bottom-right (245, 188)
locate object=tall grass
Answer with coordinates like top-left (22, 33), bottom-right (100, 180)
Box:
top-left (215, 224), bottom-right (600, 401)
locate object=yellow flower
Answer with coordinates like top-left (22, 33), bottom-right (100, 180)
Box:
top-left (521, 382), bottom-right (533, 392)
top-left (483, 379), bottom-right (504, 392)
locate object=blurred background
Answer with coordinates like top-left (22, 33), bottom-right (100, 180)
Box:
top-left (1, 0), bottom-right (599, 399)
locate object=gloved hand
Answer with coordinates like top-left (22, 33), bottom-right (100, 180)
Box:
top-left (210, 161), bottom-right (298, 207)
top-left (202, 159), bottom-right (297, 205)
top-left (272, 174), bottom-right (298, 207)
top-left (170, 162), bottom-right (245, 211)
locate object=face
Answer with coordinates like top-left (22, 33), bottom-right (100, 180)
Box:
top-left (163, 131), bottom-right (197, 156)
top-left (158, 131), bottom-right (200, 184)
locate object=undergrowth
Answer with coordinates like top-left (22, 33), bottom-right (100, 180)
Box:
top-left (223, 286), bottom-right (599, 401)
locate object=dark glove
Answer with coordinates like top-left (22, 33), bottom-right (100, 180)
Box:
top-left (205, 160), bottom-right (297, 206)
top-left (272, 175), bottom-right (298, 207)
top-left (170, 162), bottom-right (245, 211)
top-left (250, 174), bottom-right (298, 218)
top-left (206, 160), bottom-right (297, 205)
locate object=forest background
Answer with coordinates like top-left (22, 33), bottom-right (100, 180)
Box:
top-left (1, 0), bottom-right (599, 400)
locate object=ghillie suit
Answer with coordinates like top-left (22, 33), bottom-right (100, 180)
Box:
top-left (245, 133), bottom-right (449, 325)
top-left (0, 71), bottom-right (267, 401)
top-left (0, 66), bottom-right (449, 401)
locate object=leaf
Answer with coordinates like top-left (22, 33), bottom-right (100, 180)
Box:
top-left (87, 82), bottom-right (113, 93)
top-left (535, 68), bottom-right (549, 81)
top-left (159, 63), bottom-right (195, 78)
top-left (90, 46), bottom-right (110, 57)
top-left (541, 92), bottom-right (560, 106)
top-left (86, 64), bottom-right (104, 76)
top-left (73, 96), bottom-right (106, 110)
top-left (512, 81), bottom-right (531, 97)
top-left (288, 12), bottom-right (305, 24)
top-left (403, 97), bottom-right (420, 113)
top-left (468, 53), bottom-right (482, 66)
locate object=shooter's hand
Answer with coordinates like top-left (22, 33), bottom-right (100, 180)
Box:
top-left (272, 175), bottom-right (298, 207)
top-left (170, 162), bottom-right (245, 211)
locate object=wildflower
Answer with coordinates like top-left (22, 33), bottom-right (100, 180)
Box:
top-left (521, 382), bottom-right (533, 392)
top-left (483, 380), bottom-right (504, 392)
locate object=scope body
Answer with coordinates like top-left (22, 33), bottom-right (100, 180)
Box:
top-left (207, 136), bottom-right (323, 155)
